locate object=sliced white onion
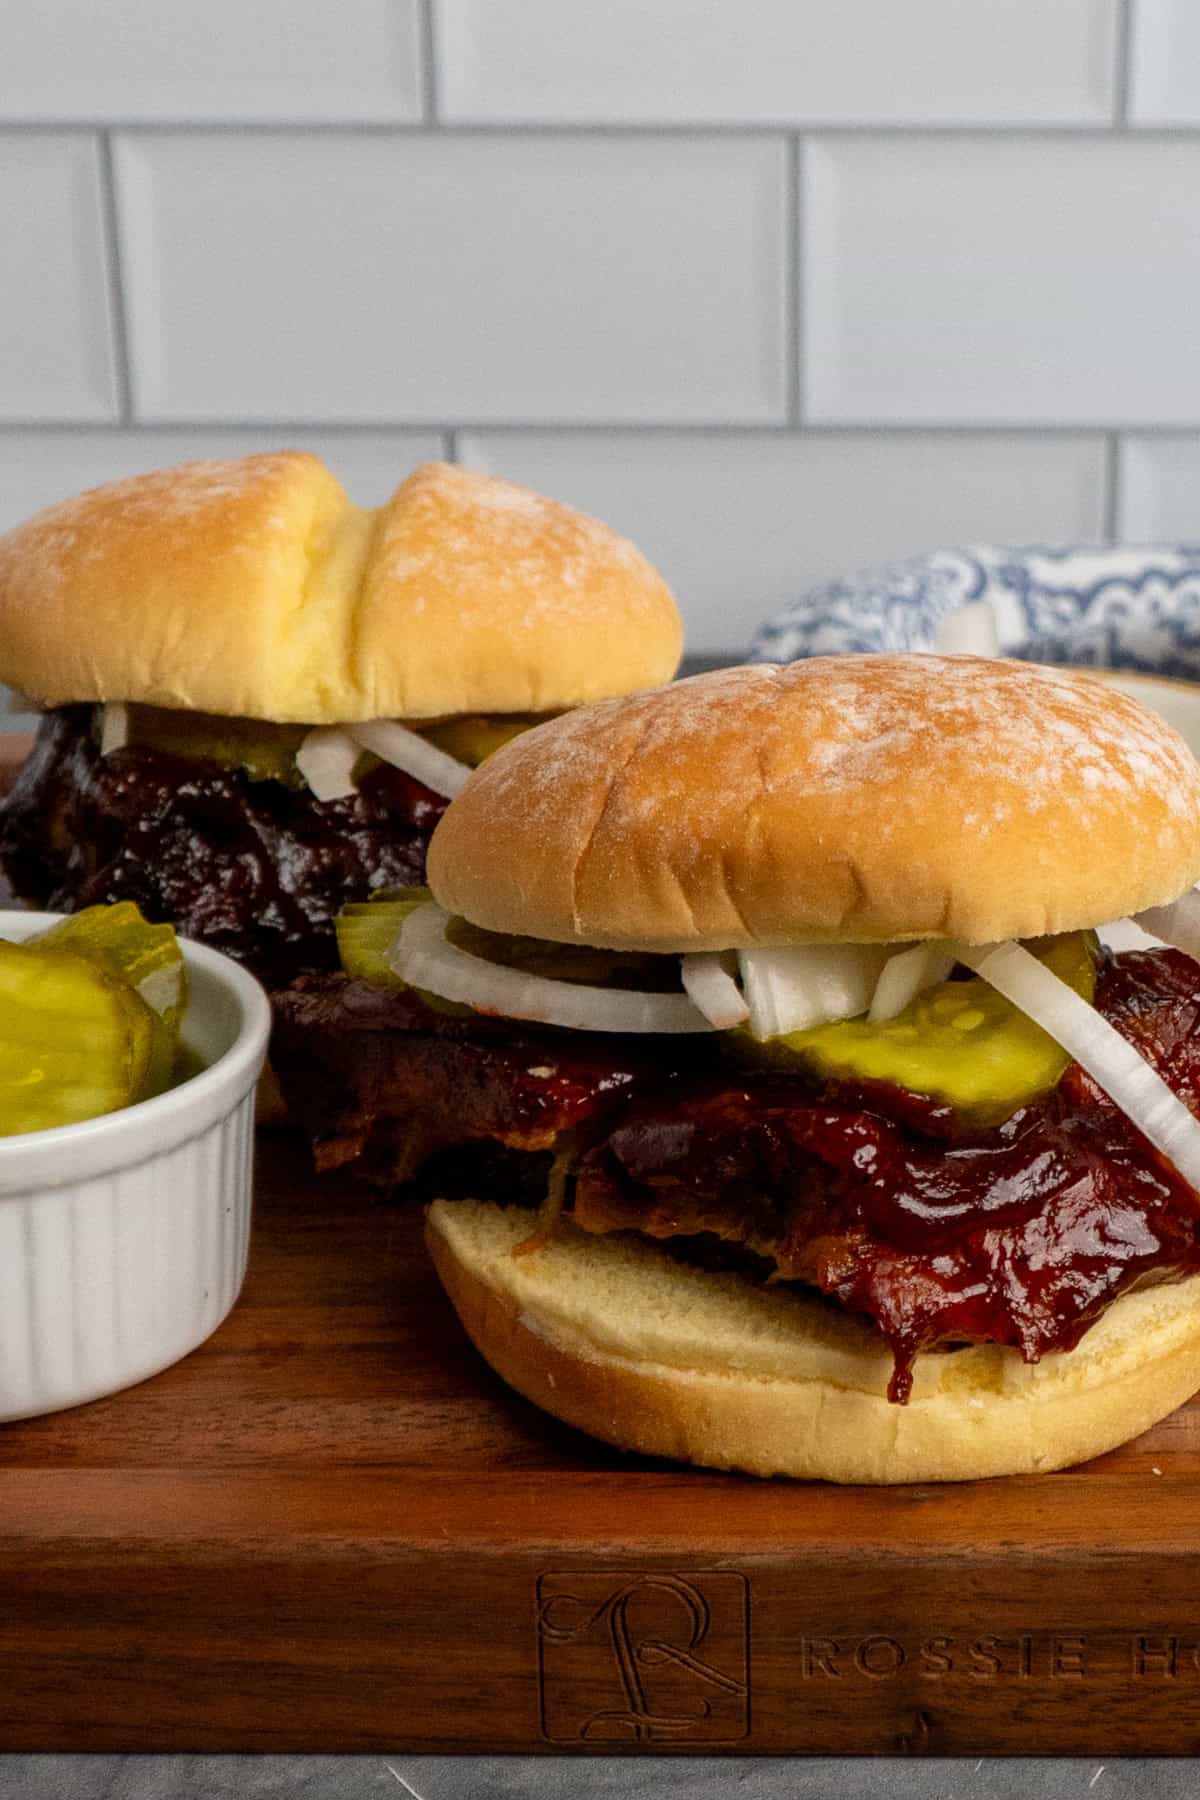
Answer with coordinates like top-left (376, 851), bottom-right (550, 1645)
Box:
top-left (348, 719), bottom-right (471, 799)
top-left (392, 903), bottom-right (718, 1035)
top-left (957, 938), bottom-right (1200, 1193)
top-left (99, 702), bottom-right (128, 755)
top-left (869, 941), bottom-right (957, 1022)
top-left (681, 952), bottom-right (749, 1029)
top-left (296, 726), bottom-right (361, 802)
top-left (1100, 918), bottom-right (1161, 954)
top-left (1133, 888), bottom-right (1200, 964)
top-left (737, 943), bottom-right (892, 1040)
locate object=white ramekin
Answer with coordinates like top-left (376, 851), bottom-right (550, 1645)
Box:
top-left (0, 912), bottom-right (271, 1421)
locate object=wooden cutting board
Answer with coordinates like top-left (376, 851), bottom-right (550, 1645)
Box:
top-left (0, 1128), bottom-right (1199, 1758)
top-left (2, 737), bottom-right (1200, 1757)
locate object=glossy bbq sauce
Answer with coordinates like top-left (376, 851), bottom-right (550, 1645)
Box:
top-left (576, 949), bottom-right (1200, 1401)
top-left (0, 707), bottom-right (446, 985)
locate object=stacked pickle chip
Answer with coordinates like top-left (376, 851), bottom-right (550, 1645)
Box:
top-left (0, 903), bottom-right (187, 1135)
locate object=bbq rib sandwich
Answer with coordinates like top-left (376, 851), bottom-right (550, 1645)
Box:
top-left (275, 654), bottom-right (1200, 1482)
top-left (0, 453), bottom-right (680, 986)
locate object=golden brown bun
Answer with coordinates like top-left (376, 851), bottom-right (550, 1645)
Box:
top-left (0, 455), bottom-right (681, 722)
top-left (427, 1199), bottom-right (1200, 1484)
top-left (428, 655), bottom-right (1200, 949)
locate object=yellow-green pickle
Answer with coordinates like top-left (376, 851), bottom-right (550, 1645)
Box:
top-left (336, 892), bottom-right (690, 1000)
top-left (0, 903), bottom-right (187, 1135)
top-left (121, 704), bottom-right (308, 787)
top-left (332, 891), bottom-right (1096, 1126)
top-left (118, 704), bottom-right (549, 789)
top-left (334, 888), bottom-right (434, 989)
top-left (736, 931), bottom-right (1097, 1122)
top-left (419, 713), bottom-right (547, 767)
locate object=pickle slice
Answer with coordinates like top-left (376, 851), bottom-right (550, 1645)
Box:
top-left (34, 903), bottom-right (186, 1030)
top-left (334, 889), bottom-right (472, 1017)
top-left (115, 703), bottom-right (547, 783)
top-left (33, 903), bottom-right (186, 1096)
top-left (732, 931), bottom-right (1097, 1124)
top-left (0, 942), bottom-right (160, 1135)
top-left (120, 704), bottom-right (307, 787)
top-left (335, 888), bottom-right (433, 989)
top-left (419, 714), bottom-right (548, 767)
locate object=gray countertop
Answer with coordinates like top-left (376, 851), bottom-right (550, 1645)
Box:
top-left (0, 1758), bottom-right (1190, 1799)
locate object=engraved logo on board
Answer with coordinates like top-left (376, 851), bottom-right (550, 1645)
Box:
top-left (536, 1571), bottom-right (750, 1744)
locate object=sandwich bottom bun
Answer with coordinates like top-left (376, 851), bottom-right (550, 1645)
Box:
top-left (426, 1199), bottom-right (1200, 1484)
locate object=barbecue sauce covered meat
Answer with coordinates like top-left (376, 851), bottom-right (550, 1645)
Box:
top-left (0, 707), bottom-right (446, 985)
top-left (272, 946), bottom-right (1200, 1401)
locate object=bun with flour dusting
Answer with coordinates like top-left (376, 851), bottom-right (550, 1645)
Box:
top-left (0, 453), bottom-right (680, 987)
top-left (0, 454), bottom-right (680, 721)
top-left (401, 656), bottom-right (1200, 1483)
top-left (429, 656), bottom-right (1200, 950)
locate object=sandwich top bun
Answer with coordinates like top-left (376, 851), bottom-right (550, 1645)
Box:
top-left (428, 654), bottom-right (1200, 951)
top-left (427, 1199), bottom-right (1200, 1484)
top-left (0, 454), bottom-right (681, 723)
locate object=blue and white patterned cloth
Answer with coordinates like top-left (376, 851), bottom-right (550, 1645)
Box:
top-left (748, 545), bottom-right (1200, 678)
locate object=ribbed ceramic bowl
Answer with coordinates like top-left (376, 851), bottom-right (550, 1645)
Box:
top-left (0, 913), bottom-right (271, 1421)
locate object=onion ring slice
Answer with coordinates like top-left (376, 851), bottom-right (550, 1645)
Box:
top-left (737, 942), bottom-right (892, 1039)
top-left (348, 720), bottom-right (472, 799)
top-left (1133, 889), bottom-right (1200, 964)
top-left (957, 938), bottom-right (1200, 1193)
top-left (682, 952), bottom-right (749, 1029)
top-left (99, 702), bottom-right (128, 756)
top-left (869, 941), bottom-right (957, 1022)
top-left (296, 726), bottom-right (360, 802)
top-left (391, 904), bottom-right (717, 1034)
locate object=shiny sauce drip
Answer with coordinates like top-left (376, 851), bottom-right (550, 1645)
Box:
top-left (0, 707), bottom-right (446, 986)
top-left (574, 949), bottom-right (1200, 1401)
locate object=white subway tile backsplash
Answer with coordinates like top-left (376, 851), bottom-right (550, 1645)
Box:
top-left (439, 0), bottom-right (1117, 126)
top-left (1118, 437), bottom-right (1200, 541)
top-left (0, 430), bottom-right (448, 536)
top-left (115, 134), bottom-right (787, 425)
top-left (804, 138), bottom-right (1200, 426)
top-left (0, 2), bottom-right (424, 122)
top-left (0, 13), bottom-right (1186, 702)
top-left (0, 135), bottom-right (118, 421)
top-left (1128, 1), bottom-right (1200, 124)
top-left (461, 432), bottom-right (1107, 652)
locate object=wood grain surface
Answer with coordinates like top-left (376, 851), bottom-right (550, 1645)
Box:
top-left (3, 739), bottom-right (1200, 1755)
top-left (2, 1116), bottom-right (1200, 1756)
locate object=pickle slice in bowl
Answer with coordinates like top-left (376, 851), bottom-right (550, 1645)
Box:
top-left (0, 941), bottom-right (159, 1136)
top-left (34, 901), bottom-right (187, 1032)
top-left (32, 902), bottom-right (187, 1094)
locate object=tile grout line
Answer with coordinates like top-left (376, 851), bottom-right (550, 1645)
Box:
top-left (6, 119), bottom-right (1200, 139)
top-left (1105, 432), bottom-right (1124, 540)
top-left (787, 135), bottom-right (803, 426)
top-left (1114, 0), bottom-right (1135, 128)
top-left (419, 0), bottom-right (439, 125)
top-left (97, 130), bottom-right (135, 425)
top-left (0, 421), bottom-right (1187, 440)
